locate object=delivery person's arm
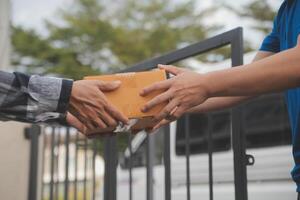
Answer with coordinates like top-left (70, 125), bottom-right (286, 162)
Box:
top-left (0, 71), bottom-right (128, 133)
top-left (140, 36), bottom-right (300, 130)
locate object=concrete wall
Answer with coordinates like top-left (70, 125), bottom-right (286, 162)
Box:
top-left (0, 1), bottom-right (43, 200)
top-left (0, 122), bottom-right (30, 200)
top-left (0, 122), bottom-right (45, 200)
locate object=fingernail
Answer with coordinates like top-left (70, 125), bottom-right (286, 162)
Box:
top-left (141, 107), bottom-right (147, 112)
top-left (139, 90), bottom-right (145, 96)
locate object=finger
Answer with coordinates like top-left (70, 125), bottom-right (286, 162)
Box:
top-left (141, 90), bottom-right (173, 113)
top-left (84, 107), bottom-right (106, 129)
top-left (66, 113), bottom-right (87, 133)
top-left (75, 112), bottom-right (95, 130)
top-left (153, 119), bottom-right (172, 131)
top-left (68, 101), bottom-right (96, 129)
top-left (172, 106), bottom-right (186, 119)
top-left (97, 80), bottom-right (121, 91)
top-left (165, 106), bottom-right (179, 121)
top-left (92, 115), bottom-right (107, 129)
top-left (140, 79), bottom-right (171, 96)
top-left (105, 104), bottom-right (129, 125)
top-left (84, 117), bottom-right (96, 130)
top-left (92, 90), bottom-right (128, 125)
top-left (98, 110), bottom-right (118, 127)
top-left (154, 99), bottom-right (179, 121)
top-left (84, 119), bottom-right (95, 130)
top-left (158, 64), bottom-right (185, 75)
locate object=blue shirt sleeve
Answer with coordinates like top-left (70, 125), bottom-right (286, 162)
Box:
top-left (259, 13), bottom-right (281, 53)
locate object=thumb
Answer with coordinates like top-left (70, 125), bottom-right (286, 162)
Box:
top-left (97, 80), bottom-right (121, 91)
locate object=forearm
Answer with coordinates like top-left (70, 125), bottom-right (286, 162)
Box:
top-left (188, 96), bottom-right (253, 113)
top-left (0, 71), bottom-right (73, 123)
top-left (189, 51), bottom-right (273, 113)
top-left (205, 46), bottom-right (300, 97)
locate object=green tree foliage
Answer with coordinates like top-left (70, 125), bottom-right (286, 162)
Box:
top-left (227, 0), bottom-right (277, 35)
top-left (12, 0), bottom-right (223, 154)
top-left (12, 26), bottom-right (99, 79)
top-left (12, 0), bottom-right (219, 79)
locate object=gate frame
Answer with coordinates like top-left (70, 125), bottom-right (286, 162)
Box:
top-left (26, 27), bottom-right (246, 200)
top-left (103, 27), bottom-right (247, 200)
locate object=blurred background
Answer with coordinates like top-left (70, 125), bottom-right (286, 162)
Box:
top-left (10, 0), bottom-right (281, 77)
top-left (1, 0), bottom-right (294, 200)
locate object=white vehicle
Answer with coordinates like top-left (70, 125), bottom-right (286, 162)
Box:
top-left (116, 53), bottom-right (297, 200)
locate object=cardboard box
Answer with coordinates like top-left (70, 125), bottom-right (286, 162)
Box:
top-left (84, 69), bottom-right (167, 136)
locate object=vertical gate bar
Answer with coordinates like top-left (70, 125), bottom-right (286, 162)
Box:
top-left (83, 138), bottom-right (88, 200)
top-left (184, 115), bottom-right (191, 200)
top-left (231, 27), bottom-right (247, 200)
top-left (164, 125), bottom-right (171, 200)
top-left (146, 134), bottom-right (155, 200)
top-left (40, 127), bottom-right (47, 200)
top-left (49, 127), bottom-right (56, 200)
top-left (128, 134), bottom-right (133, 200)
top-left (26, 125), bottom-right (41, 200)
top-left (92, 140), bottom-right (97, 200)
top-left (64, 128), bottom-right (70, 200)
top-left (55, 129), bottom-right (60, 200)
top-left (104, 136), bottom-right (117, 200)
top-left (207, 115), bottom-right (213, 200)
top-left (74, 132), bottom-right (79, 200)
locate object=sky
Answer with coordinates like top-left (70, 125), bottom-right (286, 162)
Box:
top-left (11, 0), bottom-right (74, 33)
top-left (11, 0), bottom-right (282, 49)
top-left (11, 0), bottom-right (242, 32)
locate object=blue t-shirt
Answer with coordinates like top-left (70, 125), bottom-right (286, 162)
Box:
top-left (259, 0), bottom-right (300, 192)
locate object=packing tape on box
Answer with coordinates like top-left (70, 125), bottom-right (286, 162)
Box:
top-left (114, 119), bottom-right (139, 133)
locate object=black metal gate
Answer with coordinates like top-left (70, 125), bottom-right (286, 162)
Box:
top-left (103, 27), bottom-right (246, 200)
top-left (26, 27), bottom-right (248, 200)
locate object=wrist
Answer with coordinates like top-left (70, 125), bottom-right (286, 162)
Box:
top-left (201, 69), bottom-right (229, 98)
top-left (57, 79), bottom-right (73, 114)
top-left (199, 73), bottom-right (215, 99)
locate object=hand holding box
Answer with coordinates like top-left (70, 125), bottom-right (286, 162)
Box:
top-left (84, 69), bottom-right (167, 136)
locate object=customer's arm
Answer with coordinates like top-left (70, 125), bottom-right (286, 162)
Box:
top-left (188, 51), bottom-right (274, 114)
top-left (141, 14), bottom-right (281, 131)
top-left (141, 36), bottom-right (300, 130)
top-left (140, 51), bottom-right (274, 130)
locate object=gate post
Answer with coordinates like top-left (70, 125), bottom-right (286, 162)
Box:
top-left (104, 135), bottom-right (118, 200)
top-left (24, 125), bottom-right (41, 200)
top-left (231, 28), bottom-right (248, 200)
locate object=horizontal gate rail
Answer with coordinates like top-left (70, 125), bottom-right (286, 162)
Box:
top-left (121, 27), bottom-right (243, 73)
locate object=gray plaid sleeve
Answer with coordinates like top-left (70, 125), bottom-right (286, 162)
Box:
top-left (0, 71), bottom-right (73, 123)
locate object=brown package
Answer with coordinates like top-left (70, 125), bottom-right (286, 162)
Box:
top-left (83, 69), bottom-right (167, 136)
